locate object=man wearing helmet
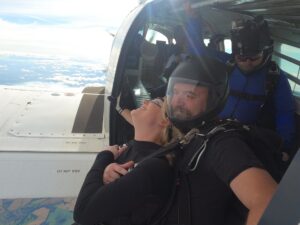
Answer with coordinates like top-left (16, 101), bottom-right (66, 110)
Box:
top-left (219, 16), bottom-right (296, 159)
top-left (163, 56), bottom-right (277, 225)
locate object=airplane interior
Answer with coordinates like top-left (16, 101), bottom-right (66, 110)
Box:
top-left (109, 0), bottom-right (300, 148)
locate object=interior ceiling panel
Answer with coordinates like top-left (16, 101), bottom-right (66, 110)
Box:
top-left (189, 0), bottom-right (300, 47)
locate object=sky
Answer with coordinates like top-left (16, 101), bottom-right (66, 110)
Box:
top-left (0, 0), bottom-right (140, 63)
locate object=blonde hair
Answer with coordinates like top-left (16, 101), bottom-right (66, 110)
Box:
top-left (159, 97), bottom-right (183, 146)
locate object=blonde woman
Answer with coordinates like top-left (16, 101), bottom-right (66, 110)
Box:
top-left (74, 97), bottom-right (182, 225)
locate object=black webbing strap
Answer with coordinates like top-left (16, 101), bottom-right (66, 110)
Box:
top-left (265, 61), bottom-right (280, 97)
top-left (229, 89), bottom-right (267, 102)
top-left (138, 128), bottom-right (200, 165)
top-left (145, 129), bottom-right (200, 225)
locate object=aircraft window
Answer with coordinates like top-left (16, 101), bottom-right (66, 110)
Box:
top-left (224, 39), bottom-right (232, 54)
top-left (145, 29), bottom-right (168, 44)
top-left (273, 43), bottom-right (300, 95)
top-left (205, 38), bottom-right (232, 54)
top-left (279, 44), bottom-right (300, 61)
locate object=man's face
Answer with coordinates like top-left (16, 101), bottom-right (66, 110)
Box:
top-left (170, 83), bottom-right (208, 120)
top-left (235, 52), bottom-right (263, 73)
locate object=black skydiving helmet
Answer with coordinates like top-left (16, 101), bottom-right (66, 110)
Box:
top-left (231, 16), bottom-right (273, 73)
top-left (166, 57), bottom-right (229, 133)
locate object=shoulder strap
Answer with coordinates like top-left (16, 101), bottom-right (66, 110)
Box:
top-left (137, 128), bottom-right (200, 166)
top-left (226, 58), bottom-right (236, 76)
top-left (229, 89), bottom-right (267, 102)
top-left (148, 129), bottom-right (200, 225)
top-left (256, 61), bottom-right (280, 110)
top-left (265, 60), bottom-right (280, 97)
top-left (184, 120), bottom-right (239, 172)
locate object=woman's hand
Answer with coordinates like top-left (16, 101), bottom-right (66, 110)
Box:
top-left (103, 161), bottom-right (134, 184)
top-left (106, 144), bottom-right (127, 159)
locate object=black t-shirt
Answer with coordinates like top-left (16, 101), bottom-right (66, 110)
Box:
top-left (165, 132), bottom-right (264, 225)
top-left (73, 140), bottom-right (173, 225)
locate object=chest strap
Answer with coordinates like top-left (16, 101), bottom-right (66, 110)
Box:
top-left (229, 89), bottom-right (267, 102)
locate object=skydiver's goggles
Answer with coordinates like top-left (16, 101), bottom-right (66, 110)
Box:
top-left (235, 52), bottom-right (263, 62)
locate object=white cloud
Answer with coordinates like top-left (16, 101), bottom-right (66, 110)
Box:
top-left (0, 65), bottom-right (8, 71)
top-left (0, 0), bottom-right (139, 26)
top-left (1, 19), bottom-right (113, 61)
top-left (21, 68), bottom-right (32, 73)
top-left (0, 0), bottom-right (139, 62)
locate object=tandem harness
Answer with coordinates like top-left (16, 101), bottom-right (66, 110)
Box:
top-left (140, 120), bottom-right (284, 225)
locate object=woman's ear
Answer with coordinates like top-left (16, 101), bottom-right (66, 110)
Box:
top-left (159, 118), bottom-right (170, 127)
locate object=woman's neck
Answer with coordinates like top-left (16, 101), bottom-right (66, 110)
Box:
top-left (134, 129), bottom-right (162, 145)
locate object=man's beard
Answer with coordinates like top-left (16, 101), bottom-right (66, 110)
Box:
top-left (172, 106), bottom-right (193, 120)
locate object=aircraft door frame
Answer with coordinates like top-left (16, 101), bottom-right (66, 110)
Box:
top-left (106, 1), bottom-right (154, 145)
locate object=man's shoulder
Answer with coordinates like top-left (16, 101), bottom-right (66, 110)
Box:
top-left (209, 129), bottom-right (246, 148)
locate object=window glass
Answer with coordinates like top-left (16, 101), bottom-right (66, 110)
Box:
top-left (273, 43), bottom-right (300, 94)
top-left (224, 39), bottom-right (232, 54)
top-left (145, 29), bottom-right (168, 44)
top-left (280, 44), bottom-right (300, 61)
top-left (204, 38), bottom-right (231, 54)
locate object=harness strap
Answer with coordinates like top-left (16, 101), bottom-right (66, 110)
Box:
top-left (265, 61), bottom-right (280, 97)
top-left (136, 128), bottom-right (200, 168)
top-left (229, 89), bottom-right (267, 102)
top-left (186, 121), bottom-right (233, 172)
top-left (226, 60), bottom-right (280, 103)
top-left (148, 129), bottom-right (201, 225)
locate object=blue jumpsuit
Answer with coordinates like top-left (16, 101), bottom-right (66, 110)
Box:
top-left (219, 66), bottom-right (296, 151)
